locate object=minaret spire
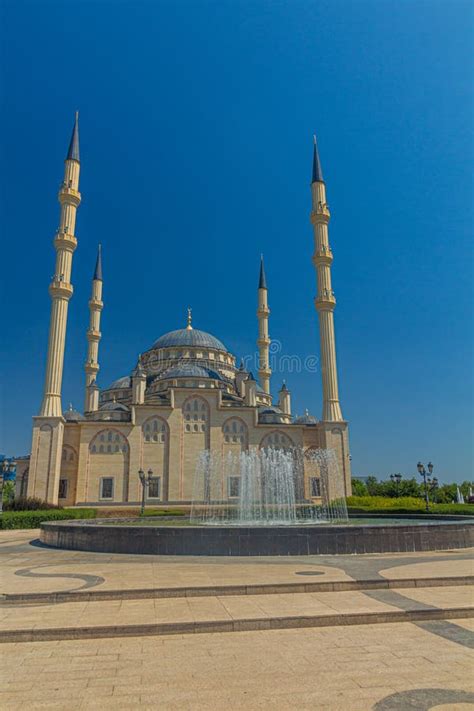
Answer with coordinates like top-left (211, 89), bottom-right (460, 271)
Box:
top-left (310, 134), bottom-right (343, 421)
top-left (93, 243), bottom-right (102, 280)
top-left (67, 111), bottom-right (80, 162)
top-left (257, 255), bottom-right (271, 395)
top-left (312, 134), bottom-right (324, 184)
top-left (39, 113), bottom-right (82, 417)
top-left (258, 254), bottom-right (267, 289)
top-left (84, 245), bottom-right (104, 412)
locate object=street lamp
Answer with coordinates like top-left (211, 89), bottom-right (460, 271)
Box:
top-left (417, 461), bottom-right (436, 512)
top-left (139, 468), bottom-right (154, 516)
top-left (390, 473), bottom-right (402, 497)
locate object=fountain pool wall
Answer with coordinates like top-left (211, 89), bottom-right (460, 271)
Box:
top-left (40, 517), bottom-right (474, 556)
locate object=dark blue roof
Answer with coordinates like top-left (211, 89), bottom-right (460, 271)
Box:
top-left (294, 411), bottom-right (318, 424)
top-left (64, 405), bottom-right (84, 421)
top-left (66, 112), bottom-right (80, 162)
top-left (158, 364), bottom-right (222, 380)
top-left (151, 328), bottom-right (227, 352)
top-left (107, 375), bottom-right (131, 390)
top-left (312, 135), bottom-right (324, 183)
top-left (100, 401), bottom-right (129, 412)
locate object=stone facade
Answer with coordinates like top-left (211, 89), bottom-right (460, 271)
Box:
top-left (27, 117), bottom-right (351, 507)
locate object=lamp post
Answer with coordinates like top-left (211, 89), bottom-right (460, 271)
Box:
top-left (139, 468), bottom-right (154, 516)
top-left (390, 473), bottom-right (402, 497)
top-left (417, 461), bottom-right (436, 512)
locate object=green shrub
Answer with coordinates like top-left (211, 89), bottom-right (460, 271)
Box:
top-left (142, 508), bottom-right (186, 517)
top-left (346, 496), bottom-right (474, 516)
top-left (0, 508), bottom-right (96, 529)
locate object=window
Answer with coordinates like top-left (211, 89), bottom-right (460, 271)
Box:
top-left (148, 477), bottom-right (161, 499)
top-left (100, 477), bottom-right (114, 499)
top-left (223, 418), bottom-right (247, 444)
top-left (310, 477), bottom-right (321, 497)
top-left (261, 431), bottom-right (293, 450)
top-left (58, 479), bottom-right (68, 499)
top-left (143, 418), bottom-right (167, 443)
top-left (228, 476), bottom-right (240, 498)
top-left (90, 430), bottom-right (128, 454)
top-left (183, 398), bottom-right (208, 433)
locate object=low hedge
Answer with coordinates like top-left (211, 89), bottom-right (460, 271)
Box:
top-left (0, 508), bottom-right (97, 530)
top-left (347, 496), bottom-right (473, 516)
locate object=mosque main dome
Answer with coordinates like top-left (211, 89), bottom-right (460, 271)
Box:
top-left (150, 328), bottom-right (227, 352)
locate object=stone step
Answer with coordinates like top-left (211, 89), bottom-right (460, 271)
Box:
top-left (1, 574), bottom-right (472, 605)
top-left (0, 584), bottom-right (472, 643)
top-left (1, 606), bottom-right (473, 643)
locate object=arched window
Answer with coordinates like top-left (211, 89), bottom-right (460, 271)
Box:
top-left (62, 445), bottom-right (76, 463)
top-left (143, 417), bottom-right (168, 443)
top-left (223, 418), bottom-right (248, 445)
top-left (260, 431), bottom-right (294, 450)
top-left (89, 429), bottom-right (129, 454)
top-left (183, 397), bottom-right (208, 433)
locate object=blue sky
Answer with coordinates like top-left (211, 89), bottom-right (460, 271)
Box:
top-left (1, 0), bottom-right (472, 482)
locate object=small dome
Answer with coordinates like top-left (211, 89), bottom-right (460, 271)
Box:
top-left (158, 364), bottom-right (222, 381)
top-left (100, 401), bottom-right (129, 412)
top-left (258, 406), bottom-right (283, 415)
top-left (106, 376), bottom-right (131, 390)
top-left (294, 410), bottom-right (318, 425)
top-left (64, 405), bottom-right (84, 421)
top-left (150, 328), bottom-right (227, 352)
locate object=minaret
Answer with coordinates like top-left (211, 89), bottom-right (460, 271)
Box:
top-left (310, 135), bottom-right (343, 421)
top-left (39, 112), bottom-right (81, 417)
top-left (84, 245), bottom-right (103, 410)
top-left (257, 256), bottom-right (271, 395)
top-left (278, 381), bottom-right (291, 416)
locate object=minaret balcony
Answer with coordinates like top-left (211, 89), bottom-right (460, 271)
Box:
top-left (87, 329), bottom-right (102, 341)
top-left (85, 362), bottom-right (100, 374)
top-left (257, 337), bottom-right (271, 347)
top-left (315, 291), bottom-right (336, 311)
top-left (312, 247), bottom-right (333, 266)
top-left (256, 306), bottom-right (270, 317)
top-left (58, 187), bottom-right (81, 207)
top-left (88, 298), bottom-right (104, 311)
top-left (54, 232), bottom-right (77, 252)
top-left (310, 205), bottom-right (330, 225)
top-left (49, 281), bottom-right (73, 299)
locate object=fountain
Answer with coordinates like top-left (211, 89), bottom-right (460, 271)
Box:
top-left (39, 447), bottom-right (474, 556)
top-left (190, 447), bottom-right (348, 525)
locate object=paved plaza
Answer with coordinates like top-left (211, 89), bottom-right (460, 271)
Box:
top-left (0, 530), bottom-right (473, 709)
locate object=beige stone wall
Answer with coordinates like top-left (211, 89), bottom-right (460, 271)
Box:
top-left (49, 392), bottom-right (350, 506)
top-left (28, 418), bottom-right (64, 504)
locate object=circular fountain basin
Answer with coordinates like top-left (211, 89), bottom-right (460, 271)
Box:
top-left (40, 516), bottom-right (474, 556)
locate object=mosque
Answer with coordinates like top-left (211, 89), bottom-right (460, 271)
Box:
top-left (26, 115), bottom-right (351, 507)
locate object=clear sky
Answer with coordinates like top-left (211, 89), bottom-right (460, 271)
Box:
top-left (1, 0), bottom-right (472, 482)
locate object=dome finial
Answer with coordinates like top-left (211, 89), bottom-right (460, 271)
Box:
top-left (186, 307), bottom-right (193, 330)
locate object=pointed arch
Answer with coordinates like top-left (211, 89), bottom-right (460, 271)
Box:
top-left (142, 415), bottom-right (168, 443)
top-left (89, 428), bottom-right (129, 455)
top-left (260, 430), bottom-right (294, 450)
top-left (222, 417), bottom-right (248, 446)
top-left (182, 395), bottom-right (209, 434)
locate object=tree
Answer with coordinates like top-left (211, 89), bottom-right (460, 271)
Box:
top-left (351, 479), bottom-right (368, 496)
